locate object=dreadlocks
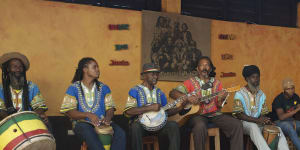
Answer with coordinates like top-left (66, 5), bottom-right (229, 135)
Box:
top-left (72, 57), bottom-right (100, 92)
top-left (197, 56), bottom-right (216, 77)
top-left (1, 59), bottom-right (31, 114)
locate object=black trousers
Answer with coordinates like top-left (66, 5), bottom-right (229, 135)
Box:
top-left (130, 121), bottom-right (180, 150)
top-left (189, 114), bottom-right (244, 150)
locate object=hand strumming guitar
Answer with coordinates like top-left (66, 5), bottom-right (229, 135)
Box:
top-left (219, 91), bottom-right (229, 101)
top-left (218, 91), bottom-right (229, 107)
top-left (186, 95), bottom-right (198, 105)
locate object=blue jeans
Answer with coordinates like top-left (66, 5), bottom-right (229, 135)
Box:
top-left (74, 122), bottom-right (126, 150)
top-left (276, 119), bottom-right (300, 150)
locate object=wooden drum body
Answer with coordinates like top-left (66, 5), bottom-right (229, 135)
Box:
top-left (263, 125), bottom-right (280, 150)
top-left (0, 111), bottom-right (55, 150)
top-left (95, 125), bottom-right (114, 150)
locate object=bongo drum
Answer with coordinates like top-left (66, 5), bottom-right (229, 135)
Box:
top-left (95, 125), bottom-right (114, 150)
top-left (0, 111), bottom-right (55, 150)
top-left (263, 125), bottom-right (280, 150)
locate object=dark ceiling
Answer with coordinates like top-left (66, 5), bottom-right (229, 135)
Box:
top-left (49, 0), bottom-right (298, 28)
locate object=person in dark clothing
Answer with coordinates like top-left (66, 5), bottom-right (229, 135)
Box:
top-left (272, 78), bottom-right (300, 150)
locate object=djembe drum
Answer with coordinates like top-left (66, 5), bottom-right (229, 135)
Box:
top-left (0, 111), bottom-right (56, 150)
top-left (263, 125), bottom-right (280, 150)
top-left (95, 125), bottom-right (114, 150)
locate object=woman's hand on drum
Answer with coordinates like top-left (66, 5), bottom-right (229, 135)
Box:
top-left (86, 113), bottom-right (102, 127)
top-left (100, 117), bottom-right (112, 126)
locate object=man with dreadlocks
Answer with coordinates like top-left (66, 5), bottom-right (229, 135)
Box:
top-left (60, 57), bottom-right (126, 150)
top-left (170, 56), bottom-right (243, 150)
top-left (233, 65), bottom-right (289, 150)
top-left (0, 52), bottom-right (48, 122)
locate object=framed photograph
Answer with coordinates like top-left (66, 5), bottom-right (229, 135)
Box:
top-left (142, 10), bottom-right (211, 81)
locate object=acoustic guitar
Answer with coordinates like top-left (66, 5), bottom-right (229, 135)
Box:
top-left (169, 85), bottom-right (241, 126)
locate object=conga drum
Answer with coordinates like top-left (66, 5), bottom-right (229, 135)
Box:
top-left (95, 125), bottom-right (114, 150)
top-left (0, 111), bottom-right (56, 150)
top-left (263, 125), bottom-right (280, 150)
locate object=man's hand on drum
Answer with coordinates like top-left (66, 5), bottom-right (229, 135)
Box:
top-left (35, 109), bottom-right (48, 123)
top-left (147, 103), bottom-right (161, 112)
top-left (39, 113), bottom-right (49, 124)
top-left (86, 113), bottom-right (102, 127)
top-left (0, 110), bottom-right (8, 120)
top-left (257, 116), bottom-right (273, 125)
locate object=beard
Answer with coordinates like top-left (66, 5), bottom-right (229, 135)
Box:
top-left (248, 81), bottom-right (260, 94)
top-left (9, 72), bottom-right (25, 90)
top-left (199, 69), bottom-right (210, 78)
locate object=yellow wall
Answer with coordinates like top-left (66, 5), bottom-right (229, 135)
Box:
top-left (0, 0), bottom-right (179, 115)
top-left (212, 21), bottom-right (300, 111)
top-left (0, 0), bottom-right (299, 115)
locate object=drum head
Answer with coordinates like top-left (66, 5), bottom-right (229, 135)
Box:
top-left (264, 125), bottom-right (280, 133)
top-left (18, 136), bottom-right (56, 150)
top-left (140, 109), bottom-right (166, 127)
top-left (0, 111), bottom-right (38, 127)
top-left (96, 126), bottom-right (114, 135)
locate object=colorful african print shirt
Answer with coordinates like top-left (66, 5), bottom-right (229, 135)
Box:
top-left (0, 81), bottom-right (48, 111)
top-left (233, 87), bottom-right (269, 118)
top-left (60, 81), bottom-right (115, 121)
top-left (124, 84), bottom-right (167, 116)
top-left (175, 76), bottom-right (223, 117)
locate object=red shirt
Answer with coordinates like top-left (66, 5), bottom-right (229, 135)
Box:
top-left (182, 77), bottom-right (222, 115)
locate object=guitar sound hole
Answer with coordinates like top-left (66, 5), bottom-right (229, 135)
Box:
top-left (179, 107), bottom-right (191, 115)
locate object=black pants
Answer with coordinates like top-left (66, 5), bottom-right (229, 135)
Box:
top-left (189, 114), bottom-right (244, 150)
top-left (130, 121), bottom-right (180, 150)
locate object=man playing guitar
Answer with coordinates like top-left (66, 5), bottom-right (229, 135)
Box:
top-left (169, 56), bottom-right (243, 150)
top-left (124, 63), bottom-right (182, 150)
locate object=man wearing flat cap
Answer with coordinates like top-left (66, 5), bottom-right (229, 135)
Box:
top-left (0, 52), bottom-right (49, 123)
top-left (272, 78), bottom-right (300, 150)
top-left (124, 63), bottom-right (181, 150)
top-left (233, 65), bottom-right (289, 150)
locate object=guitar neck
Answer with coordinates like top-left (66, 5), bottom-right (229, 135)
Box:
top-left (198, 89), bottom-right (225, 103)
top-left (162, 89), bottom-right (226, 110)
top-left (162, 88), bottom-right (202, 111)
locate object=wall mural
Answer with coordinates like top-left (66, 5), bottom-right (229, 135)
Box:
top-left (142, 10), bottom-right (211, 81)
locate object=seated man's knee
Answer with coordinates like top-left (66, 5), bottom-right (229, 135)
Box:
top-left (167, 121), bottom-right (179, 129)
top-left (192, 121), bottom-right (207, 133)
top-left (247, 122), bottom-right (262, 136)
top-left (232, 119), bottom-right (243, 128)
top-left (74, 122), bottom-right (92, 131)
top-left (278, 122), bottom-right (294, 130)
top-left (247, 122), bottom-right (260, 130)
top-left (130, 122), bottom-right (143, 133)
top-left (115, 126), bottom-right (126, 139)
